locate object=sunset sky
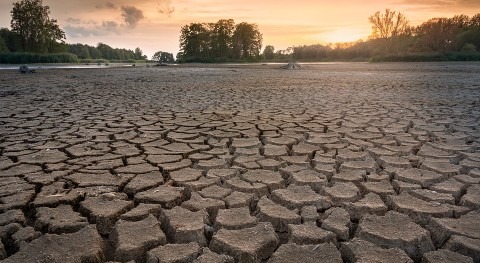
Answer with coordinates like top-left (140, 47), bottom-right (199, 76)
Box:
top-left (1, 0), bottom-right (479, 57)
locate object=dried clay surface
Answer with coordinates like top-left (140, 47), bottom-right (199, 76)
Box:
top-left (0, 62), bottom-right (479, 263)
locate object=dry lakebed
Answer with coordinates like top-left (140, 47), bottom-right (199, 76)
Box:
top-left (0, 62), bottom-right (479, 262)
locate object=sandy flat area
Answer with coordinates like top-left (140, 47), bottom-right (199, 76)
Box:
top-left (0, 62), bottom-right (479, 262)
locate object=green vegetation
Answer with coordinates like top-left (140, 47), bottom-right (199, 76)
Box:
top-left (177, 19), bottom-right (263, 63)
top-left (0, 52), bottom-right (78, 64)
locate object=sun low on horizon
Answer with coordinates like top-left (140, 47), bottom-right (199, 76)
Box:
top-left (0, 0), bottom-right (479, 57)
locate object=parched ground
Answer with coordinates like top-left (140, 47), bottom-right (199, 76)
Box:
top-left (0, 62), bottom-right (479, 263)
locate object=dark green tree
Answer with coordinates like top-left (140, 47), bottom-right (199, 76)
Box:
top-left (10, 0), bottom-right (65, 52)
top-left (179, 23), bottom-right (211, 58)
top-left (152, 51), bottom-right (175, 63)
top-left (232, 22), bottom-right (262, 59)
top-left (134, 47), bottom-right (146, 60)
top-left (0, 36), bottom-right (9, 53)
top-left (263, 45), bottom-right (275, 60)
top-left (210, 19), bottom-right (235, 58)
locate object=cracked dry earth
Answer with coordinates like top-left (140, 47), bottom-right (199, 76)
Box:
top-left (0, 62), bottom-right (479, 263)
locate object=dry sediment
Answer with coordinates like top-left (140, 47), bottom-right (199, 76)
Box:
top-left (0, 63), bottom-right (479, 262)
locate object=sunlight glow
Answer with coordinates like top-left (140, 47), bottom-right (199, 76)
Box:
top-left (320, 28), bottom-right (368, 44)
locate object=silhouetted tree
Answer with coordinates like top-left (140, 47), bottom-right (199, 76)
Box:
top-left (152, 51), bottom-right (175, 63)
top-left (10, 0), bottom-right (65, 53)
top-left (368, 9), bottom-right (410, 53)
top-left (179, 23), bottom-right (211, 58)
top-left (232, 22), bottom-right (262, 59)
top-left (210, 19), bottom-right (235, 58)
top-left (263, 45), bottom-right (275, 60)
top-left (0, 36), bottom-right (9, 53)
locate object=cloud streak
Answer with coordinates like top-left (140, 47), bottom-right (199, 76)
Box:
top-left (121, 6), bottom-right (144, 28)
top-left (158, 0), bottom-right (175, 17)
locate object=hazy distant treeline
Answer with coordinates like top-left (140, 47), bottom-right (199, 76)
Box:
top-left (268, 12), bottom-right (480, 62)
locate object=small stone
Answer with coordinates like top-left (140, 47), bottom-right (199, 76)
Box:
top-left (162, 206), bottom-right (209, 246)
top-left (267, 243), bottom-right (342, 263)
top-left (340, 238), bottom-right (413, 263)
top-left (210, 222), bottom-right (279, 262)
top-left (111, 215), bottom-right (166, 263)
top-left (422, 249), bottom-right (473, 263)
top-left (147, 242), bottom-right (201, 263)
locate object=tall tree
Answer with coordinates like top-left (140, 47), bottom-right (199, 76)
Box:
top-left (368, 9), bottom-right (410, 54)
top-left (232, 22), bottom-right (262, 59)
top-left (416, 17), bottom-right (463, 51)
top-left (179, 23), bottom-right (211, 58)
top-left (368, 9), bottom-right (410, 39)
top-left (211, 19), bottom-right (235, 58)
top-left (10, 0), bottom-right (65, 53)
top-left (263, 45), bottom-right (275, 60)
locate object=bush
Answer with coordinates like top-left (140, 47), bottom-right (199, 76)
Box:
top-left (0, 52), bottom-right (79, 64)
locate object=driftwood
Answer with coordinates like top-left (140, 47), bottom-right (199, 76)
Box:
top-left (19, 65), bottom-right (35, 74)
top-left (280, 62), bottom-right (303, 70)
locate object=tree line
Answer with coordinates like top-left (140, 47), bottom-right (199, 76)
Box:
top-left (177, 19), bottom-right (263, 62)
top-left (1, 0), bottom-right (480, 63)
top-left (265, 10), bottom-right (480, 62)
